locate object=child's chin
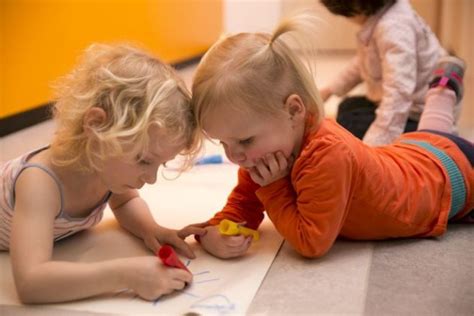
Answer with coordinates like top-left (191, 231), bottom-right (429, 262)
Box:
top-left (112, 185), bottom-right (134, 194)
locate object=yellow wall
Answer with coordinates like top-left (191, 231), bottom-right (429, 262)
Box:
top-left (0, 0), bottom-right (222, 118)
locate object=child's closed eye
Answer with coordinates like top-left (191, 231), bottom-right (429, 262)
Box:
top-left (136, 155), bottom-right (152, 165)
top-left (239, 137), bottom-right (254, 146)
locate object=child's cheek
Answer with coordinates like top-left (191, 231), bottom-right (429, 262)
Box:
top-left (249, 150), bottom-right (267, 164)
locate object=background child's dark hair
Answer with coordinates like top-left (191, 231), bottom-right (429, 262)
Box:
top-left (320, 0), bottom-right (396, 17)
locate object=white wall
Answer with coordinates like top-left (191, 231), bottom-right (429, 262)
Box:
top-left (223, 0), bottom-right (356, 49)
top-left (282, 0), bottom-right (358, 50)
top-left (224, 0), bottom-right (282, 34)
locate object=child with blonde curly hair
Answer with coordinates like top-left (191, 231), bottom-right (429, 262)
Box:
top-left (189, 12), bottom-right (473, 259)
top-left (0, 44), bottom-right (205, 303)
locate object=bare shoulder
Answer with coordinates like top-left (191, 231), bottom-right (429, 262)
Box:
top-left (14, 166), bottom-right (62, 219)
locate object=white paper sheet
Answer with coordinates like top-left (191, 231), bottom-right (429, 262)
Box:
top-left (0, 151), bottom-right (283, 315)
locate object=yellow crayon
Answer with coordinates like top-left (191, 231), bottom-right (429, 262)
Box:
top-left (218, 219), bottom-right (260, 241)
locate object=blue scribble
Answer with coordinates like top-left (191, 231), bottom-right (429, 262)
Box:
top-left (194, 278), bottom-right (219, 284)
top-left (182, 291), bottom-right (200, 298)
top-left (191, 294), bottom-right (235, 314)
top-left (193, 270), bottom-right (210, 276)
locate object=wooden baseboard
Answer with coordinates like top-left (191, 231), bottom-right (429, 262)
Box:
top-left (0, 103), bottom-right (53, 137)
top-left (172, 54), bottom-right (203, 70)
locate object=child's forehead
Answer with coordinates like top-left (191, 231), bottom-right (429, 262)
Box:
top-left (204, 106), bottom-right (279, 140)
top-left (137, 141), bottom-right (182, 164)
top-left (124, 124), bottom-right (182, 161)
top-left (205, 106), bottom-right (252, 129)
top-left (147, 128), bottom-right (183, 154)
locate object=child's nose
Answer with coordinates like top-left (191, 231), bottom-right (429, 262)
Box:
top-left (226, 146), bottom-right (246, 164)
top-left (142, 167), bottom-right (158, 185)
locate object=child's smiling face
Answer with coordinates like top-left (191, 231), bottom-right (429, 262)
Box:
top-left (202, 95), bottom-right (307, 170)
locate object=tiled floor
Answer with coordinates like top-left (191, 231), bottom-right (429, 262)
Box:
top-left (1, 54), bottom-right (473, 315)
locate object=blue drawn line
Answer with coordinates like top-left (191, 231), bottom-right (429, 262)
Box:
top-left (186, 259), bottom-right (191, 266)
top-left (153, 297), bottom-right (160, 306)
top-left (191, 294), bottom-right (235, 313)
top-left (194, 278), bottom-right (220, 284)
top-left (182, 291), bottom-right (200, 298)
top-left (193, 270), bottom-right (210, 276)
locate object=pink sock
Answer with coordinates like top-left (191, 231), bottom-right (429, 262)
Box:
top-left (418, 87), bottom-right (457, 133)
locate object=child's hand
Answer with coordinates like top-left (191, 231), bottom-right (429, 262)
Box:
top-left (143, 225), bottom-right (205, 259)
top-left (249, 151), bottom-right (294, 187)
top-left (126, 256), bottom-right (192, 301)
top-left (199, 225), bottom-right (252, 259)
top-left (178, 223), bottom-right (208, 240)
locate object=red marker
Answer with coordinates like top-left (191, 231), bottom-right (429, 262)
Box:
top-left (157, 245), bottom-right (190, 272)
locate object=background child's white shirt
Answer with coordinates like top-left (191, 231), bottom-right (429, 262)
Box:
top-left (327, 0), bottom-right (447, 146)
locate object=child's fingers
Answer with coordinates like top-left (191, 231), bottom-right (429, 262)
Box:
top-left (170, 238), bottom-right (196, 259)
top-left (147, 238), bottom-right (162, 253)
top-left (224, 235), bottom-right (250, 248)
top-left (172, 269), bottom-right (193, 284)
top-left (188, 221), bottom-right (209, 228)
top-left (178, 226), bottom-right (207, 238)
top-left (276, 151), bottom-right (288, 169)
top-left (255, 159), bottom-right (271, 179)
top-left (245, 236), bottom-right (252, 250)
top-left (248, 167), bottom-right (264, 184)
top-left (265, 153), bottom-right (279, 174)
top-left (228, 237), bottom-right (252, 256)
top-left (170, 279), bottom-right (188, 291)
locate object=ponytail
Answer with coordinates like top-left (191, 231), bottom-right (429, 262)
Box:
top-left (192, 10), bottom-right (324, 131)
top-left (268, 11), bottom-right (324, 124)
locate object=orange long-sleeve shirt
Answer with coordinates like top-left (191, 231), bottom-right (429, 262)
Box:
top-left (208, 119), bottom-right (474, 258)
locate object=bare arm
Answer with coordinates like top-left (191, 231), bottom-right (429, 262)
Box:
top-left (109, 191), bottom-right (206, 258)
top-left (10, 168), bottom-right (191, 303)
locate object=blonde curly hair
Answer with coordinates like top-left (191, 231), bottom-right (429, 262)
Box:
top-left (50, 43), bottom-right (201, 172)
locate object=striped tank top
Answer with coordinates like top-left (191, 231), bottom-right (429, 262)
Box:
top-left (0, 147), bottom-right (110, 251)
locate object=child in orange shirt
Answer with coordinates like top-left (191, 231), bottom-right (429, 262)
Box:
top-left (189, 12), bottom-right (473, 259)
top-left (1, 44), bottom-right (205, 303)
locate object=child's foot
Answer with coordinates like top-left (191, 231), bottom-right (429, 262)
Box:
top-left (429, 56), bottom-right (466, 103)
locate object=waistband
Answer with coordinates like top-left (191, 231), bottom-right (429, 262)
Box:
top-left (419, 129), bottom-right (474, 166)
top-left (401, 140), bottom-right (466, 219)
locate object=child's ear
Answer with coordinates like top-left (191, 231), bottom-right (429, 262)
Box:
top-left (284, 94), bottom-right (306, 120)
top-left (83, 107), bottom-right (107, 134)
